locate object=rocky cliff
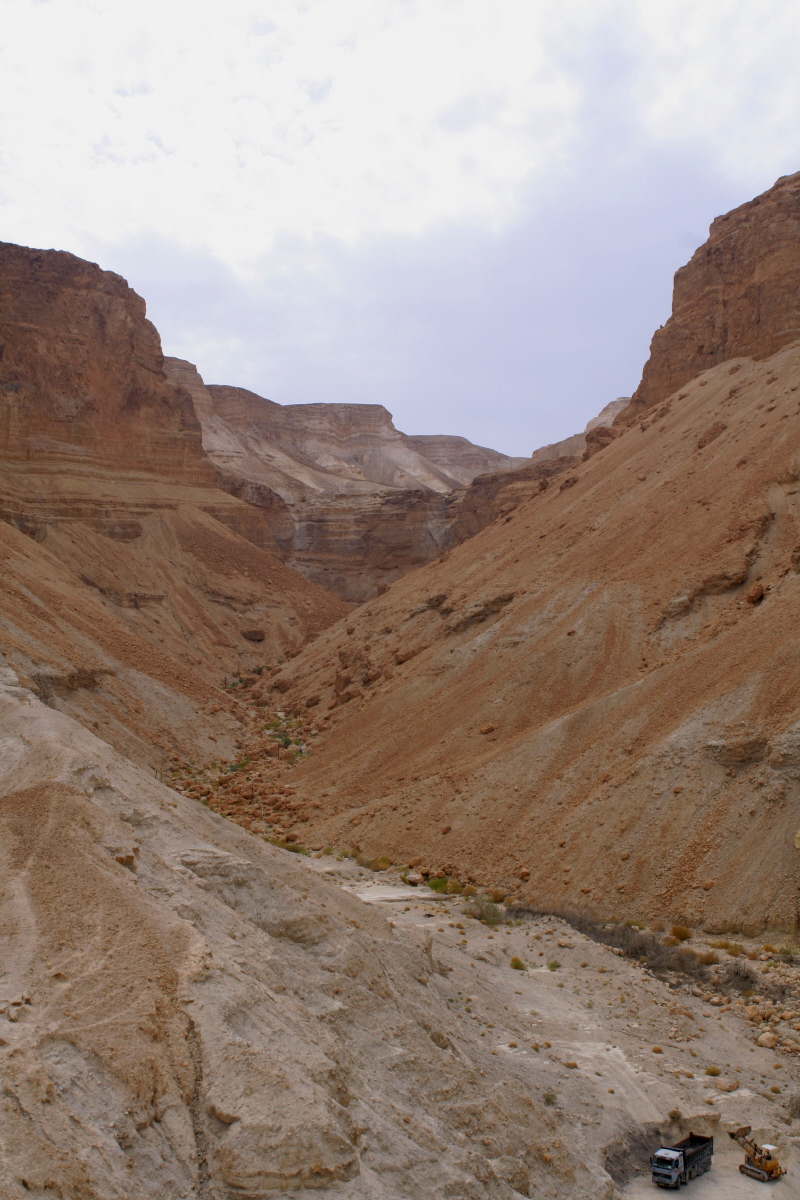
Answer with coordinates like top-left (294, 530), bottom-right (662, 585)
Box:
top-left (167, 358), bottom-right (527, 601)
top-left (630, 170), bottom-right (800, 415)
top-left (0, 245), bottom-right (348, 771)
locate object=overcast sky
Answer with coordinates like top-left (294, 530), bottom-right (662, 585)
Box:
top-left (2, 1), bottom-right (800, 455)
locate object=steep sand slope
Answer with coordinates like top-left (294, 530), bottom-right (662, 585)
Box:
top-left (0, 668), bottom-right (616, 1200)
top-left (266, 340), bottom-right (800, 934)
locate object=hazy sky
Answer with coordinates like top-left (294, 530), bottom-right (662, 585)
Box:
top-left (2, 1), bottom-right (800, 454)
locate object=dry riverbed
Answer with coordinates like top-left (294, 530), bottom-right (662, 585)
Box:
top-left (298, 856), bottom-right (800, 1196)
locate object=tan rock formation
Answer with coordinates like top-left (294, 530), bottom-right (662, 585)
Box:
top-left (630, 170), bottom-right (800, 415)
top-left (167, 359), bottom-right (527, 601)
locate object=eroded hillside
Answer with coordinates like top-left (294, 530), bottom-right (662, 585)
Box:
top-left (256, 173), bottom-right (800, 936)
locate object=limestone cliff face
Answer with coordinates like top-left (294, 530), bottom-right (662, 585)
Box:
top-left (167, 359), bottom-right (525, 602)
top-left (0, 245), bottom-right (348, 769)
top-left (631, 170), bottom-right (800, 414)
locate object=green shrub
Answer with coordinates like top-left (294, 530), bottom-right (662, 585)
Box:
top-left (428, 876), bottom-right (449, 893)
top-left (547, 959), bottom-right (561, 971)
top-left (446, 880), bottom-right (464, 894)
top-left (510, 957), bottom-right (526, 971)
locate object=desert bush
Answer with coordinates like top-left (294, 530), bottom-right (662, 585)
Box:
top-left (508, 906), bottom-right (712, 982)
top-left (370, 855), bottom-right (392, 872)
top-left (668, 1109), bottom-right (682, 1121)
top-left (542, 1092), bottom-right (556, 1107)
top-left (463, 897), bottom-right (504, 924)
top-left (428, 876), bottom-right (449, 893)
top-left (710, 938), bottom-right (745, 956)
top-left (446, 880), bottom-right (464, 894)
top-left (266, 838), bottom-right (310, 856)
top-left (462, 885), bottom-right (477, 897)
top-left (670, 925), bottom-right (693, 941)
top-left (547, 959), bottom-right (561, 971)
top-left (510, 957), bottom-right (526, 970)
top-left (488, 888), bottom-right (506, 904)
top-left (662, 936), bottom-right (680, 947)
top-left (704, 1066), bottom-right (720, 1076)
top-left (696, 951), bottom-right (720, 965)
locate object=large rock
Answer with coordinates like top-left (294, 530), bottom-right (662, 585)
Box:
top-left (630, 171), bottom-right (800, 415)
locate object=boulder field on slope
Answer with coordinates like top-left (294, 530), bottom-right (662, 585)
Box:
top-left (0, 244), bottom-right (348, 769)
top-left (263, 340), bottom-right (800, 935)
top-left (165, 359), bottom-right (530, 603)
top-left (0, 670), bottom-right (613, 1200)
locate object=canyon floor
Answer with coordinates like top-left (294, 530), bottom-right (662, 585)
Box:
top-left (301, 854), bottom-right (800, 1194)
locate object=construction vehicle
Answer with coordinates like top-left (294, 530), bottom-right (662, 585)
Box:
top-left (650, 1132), bottom-right (714, 1187)
top-left (729, 1126), bottom-right (787, 1182)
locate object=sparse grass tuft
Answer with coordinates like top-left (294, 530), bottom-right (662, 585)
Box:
top-left (370, 855), bottom-right (392, 872)
top-left (547, 959), bottom-right (561, 971)
top-left (710, 938), bottom-right (745, 956)
top-left (446, 879), bottom-right (464, 894)
top-left (463, 897), bottom-right (503, 924)
top-left (462, 885), bottom-right (477, 897)
top-left (696, 951), bottom-right (720, 965)
top-left (670, 925), bottom-right (693, 942)
top-left (266, 838), bottom-right (310, 856)
top-left (542, 1092), bottom-right (556, 1107)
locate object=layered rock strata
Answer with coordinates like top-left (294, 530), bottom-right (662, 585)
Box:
top-left (0, 245), bottom-right (348, 769)
top-left (167, 359), bottom-right (527, 601)
top-left (630, 170), bottom-right (800, 414)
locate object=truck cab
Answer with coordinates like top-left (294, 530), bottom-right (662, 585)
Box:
top-left (651, 1148), bottom-right (683, 1188)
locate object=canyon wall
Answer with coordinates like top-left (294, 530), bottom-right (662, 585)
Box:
top-left (630, 170), bottom-right (800, 415)
top-left (167, 358), bottom-right (528, 601)
top-left (256, 175), bottom-right (800, 936)
top-left (0, 246), bottom-right (348, 771)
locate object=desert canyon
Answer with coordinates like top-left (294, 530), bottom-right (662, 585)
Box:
top-left (3, 173), bottom-right (800, 1198)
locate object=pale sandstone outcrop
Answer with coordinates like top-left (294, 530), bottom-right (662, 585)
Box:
top-left (0, 671), bottom-right (610, 1200)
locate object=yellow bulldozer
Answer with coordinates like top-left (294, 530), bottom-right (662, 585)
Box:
top-left (728, 1126), bottom-right (787, 1182)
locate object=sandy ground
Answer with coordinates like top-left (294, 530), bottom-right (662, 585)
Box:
top-left (301, 857), bottom-right (800, 1195)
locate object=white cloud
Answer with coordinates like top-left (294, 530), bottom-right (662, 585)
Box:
top-left (2, 0), bottom-right (799, 269)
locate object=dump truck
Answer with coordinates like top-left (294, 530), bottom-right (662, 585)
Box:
top-left (729, 1126), bottom-right (787, 1182)
top-left (650, 1132), bottom-right (714, 1188)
